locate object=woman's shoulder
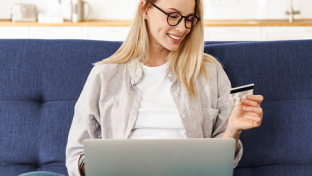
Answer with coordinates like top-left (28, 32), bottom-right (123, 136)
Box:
top-left (199, 60), bottom-right (230, 87)
top-left (202, 61), bottom-right (220, 75)
top-left (91, 62), bottom-right (124, 78)
top-left (93, 62), bottom-right (121, 71)
top-left (202, 53), bottom-right (224, 70)
top-left (203, 61), bottom-right (217, 67)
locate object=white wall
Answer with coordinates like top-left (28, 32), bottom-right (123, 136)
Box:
top-left (0, 0), bottom-right (311, 20)
top-left (203, 0), bottom-right (312, 20)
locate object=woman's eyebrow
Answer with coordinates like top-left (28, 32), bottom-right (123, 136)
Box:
top-left (167, 8), bottom-right (195, 15)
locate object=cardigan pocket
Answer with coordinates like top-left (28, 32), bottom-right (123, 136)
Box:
top-left (202, 107), bottom-right (219, 120)
top-left (202, 107), bottom-right (219, 138)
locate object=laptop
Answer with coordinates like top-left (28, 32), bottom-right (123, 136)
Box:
top-left (83, 138), bottom-right (236, 176)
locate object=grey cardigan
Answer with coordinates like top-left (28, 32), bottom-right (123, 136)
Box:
top-left (65, 58), bottom-right (243, 176)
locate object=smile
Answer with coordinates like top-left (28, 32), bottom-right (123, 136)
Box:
top-left (167, 34), bottom-right (181, 40)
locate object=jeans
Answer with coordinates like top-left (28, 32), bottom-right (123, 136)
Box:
top-left (18, 171), bottom-right (66, 176)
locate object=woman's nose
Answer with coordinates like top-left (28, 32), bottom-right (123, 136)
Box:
top-left (175, 18), bottom-right (187, 33)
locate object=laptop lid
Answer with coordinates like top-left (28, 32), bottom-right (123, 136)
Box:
top-left (83, 138), bottom-right (235, 176)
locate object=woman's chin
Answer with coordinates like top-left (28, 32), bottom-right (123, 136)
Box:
top-left (165, 44), bottom-right (179, 52)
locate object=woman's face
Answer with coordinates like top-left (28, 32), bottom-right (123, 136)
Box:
top-left (143, 0), bottom-right (195, 52)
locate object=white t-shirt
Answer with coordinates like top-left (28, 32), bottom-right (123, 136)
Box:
top-left (128, 61), bottom-right (187, 139)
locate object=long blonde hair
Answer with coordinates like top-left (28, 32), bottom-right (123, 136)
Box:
top-left (93, 0), bottom-right (222, 101)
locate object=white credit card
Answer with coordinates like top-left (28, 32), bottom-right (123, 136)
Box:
top-left (229, 83), bottom-right (254, 106)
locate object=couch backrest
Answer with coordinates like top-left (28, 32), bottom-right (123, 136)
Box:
top-left (0, 39), bottom-right (123, 175)
top-left (205, 39), bottom-right (312, 175)
top-left (0, 39), bottom-right (312, 176)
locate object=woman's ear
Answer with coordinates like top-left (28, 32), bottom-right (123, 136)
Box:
top-left (140, 0), bottom-right (148, 20)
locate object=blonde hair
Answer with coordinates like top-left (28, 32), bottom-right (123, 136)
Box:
top-left (93, 0), bottom-right (223, 101)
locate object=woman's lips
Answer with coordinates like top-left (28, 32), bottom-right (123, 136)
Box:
top-left (167, 33), bottom-right (181, 43)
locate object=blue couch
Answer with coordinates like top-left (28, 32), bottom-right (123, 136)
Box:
top-left (1, 39), bottom-right (311, 176)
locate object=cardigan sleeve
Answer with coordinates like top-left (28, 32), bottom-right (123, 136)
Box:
top-left (65, 66), bottom-right (102, 176)
top-left (211, 63), bottom-right (244, 168)
top-left (233, 140), bottom-right (243, 168)
top-left (65, 103), bottom-right (101, 176)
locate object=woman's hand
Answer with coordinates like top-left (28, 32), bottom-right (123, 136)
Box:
top-left (228, 95), bottom-right (264, 133)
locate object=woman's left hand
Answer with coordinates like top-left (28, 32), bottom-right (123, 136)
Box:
top-left (228, 95), bottom-right (264, 133)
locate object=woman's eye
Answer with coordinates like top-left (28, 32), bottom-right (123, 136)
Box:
top-left (187, 16), bottom-right (194, 21)
top-left (169, 13), bottom-right (179, 18)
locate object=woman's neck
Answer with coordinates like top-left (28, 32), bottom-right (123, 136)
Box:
top-left (146, 41), bottom-right (170, 67)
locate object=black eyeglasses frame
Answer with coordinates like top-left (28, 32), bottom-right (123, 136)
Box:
top-left (151, 3), bottom-right (200, 29)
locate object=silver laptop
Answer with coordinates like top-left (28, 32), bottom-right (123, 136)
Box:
top-left (83, 138), bottom-right (235, 176)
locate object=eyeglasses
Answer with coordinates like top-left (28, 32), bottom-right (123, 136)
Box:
top-left (151, 3), bottom-right (200, 29)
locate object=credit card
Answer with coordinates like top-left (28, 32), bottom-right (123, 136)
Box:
top-left (229, 83), bottom-right (254, 106)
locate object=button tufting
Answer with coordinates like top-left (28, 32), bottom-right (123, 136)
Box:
top-left (182, 114), bottom-right (186, 118)
top-left (168, 74), bottom-right (172, 77)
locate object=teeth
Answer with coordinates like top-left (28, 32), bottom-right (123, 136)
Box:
top-left (168, 34), bottom-right (180, 40)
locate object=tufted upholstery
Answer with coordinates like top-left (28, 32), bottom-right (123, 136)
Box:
top-left (0, 39), bottom-right (123, 175)
top-left (0, 39), bottom-right (311, 176)
top-left (205, 39), bottom-right (312, 175)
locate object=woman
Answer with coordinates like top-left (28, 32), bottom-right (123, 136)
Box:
top-left (19, 0), bottom-right (264, 176)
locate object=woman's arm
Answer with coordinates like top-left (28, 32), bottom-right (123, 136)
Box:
top-left (211, 63), bottom-right (244, 168)
top-left (66, 66), bottom-right (102, 176)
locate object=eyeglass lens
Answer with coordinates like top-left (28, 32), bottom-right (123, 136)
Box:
top-left (168, 13), bottom-right (198, 28)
